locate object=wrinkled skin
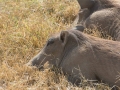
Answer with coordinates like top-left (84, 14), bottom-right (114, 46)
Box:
top-left (74, 0), bottom-right (120, 41)
top-left (27, 30), bottom-right (120, 87)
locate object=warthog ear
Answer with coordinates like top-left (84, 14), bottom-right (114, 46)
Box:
top-left (60, 31), bottom-right (69, 44)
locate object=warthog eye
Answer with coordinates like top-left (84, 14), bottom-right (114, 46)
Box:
top-left (47, 38), bottom-right (54, 46)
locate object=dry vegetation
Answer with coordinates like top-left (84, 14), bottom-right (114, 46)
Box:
top-left (0, 0), bottom-right (113, 90)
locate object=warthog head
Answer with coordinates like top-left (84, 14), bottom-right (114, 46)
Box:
top-left (27, 30), bottom-right (80, 69)
top-left (77, 0), bottom-right (96, 9)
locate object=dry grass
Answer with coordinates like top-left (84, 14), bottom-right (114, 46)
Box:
top-left (0, 0), bottom-right (112, 90)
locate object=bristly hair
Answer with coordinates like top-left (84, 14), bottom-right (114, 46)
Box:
top-left (69, 30), bottom-right (89, 45)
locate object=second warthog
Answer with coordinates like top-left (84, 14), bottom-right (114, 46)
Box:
top-left (74, 0), bottom-right (120, 41)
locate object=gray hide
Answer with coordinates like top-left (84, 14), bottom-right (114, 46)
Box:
top-left (74, 0), bottom-right (120, 41)
top-left (27, 30), bottom-right (120, 87)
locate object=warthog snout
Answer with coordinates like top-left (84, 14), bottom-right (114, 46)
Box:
top-left (26, 60), bottom-right (44, 70)
top-left (27, 52), bottom-right (52, 69)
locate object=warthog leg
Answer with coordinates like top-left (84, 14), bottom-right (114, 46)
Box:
top-left (72, 8), bottom-right (90, 32)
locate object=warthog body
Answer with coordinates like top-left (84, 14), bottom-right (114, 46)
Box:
top-left (27, 30), bottom-right (120, 87)
top-left (74, 0), bottom-right (120, 41)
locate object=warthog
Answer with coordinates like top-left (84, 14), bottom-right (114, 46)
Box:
top-left (74, 0), bottom-right (120, 41)
top-left (27, 30), bottom-right (120, 87)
